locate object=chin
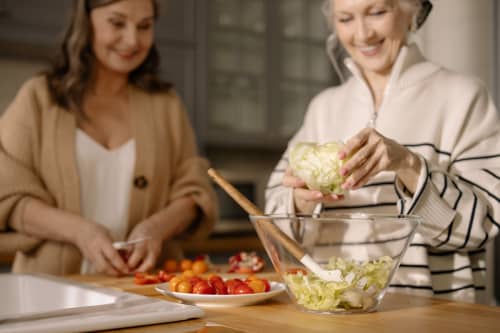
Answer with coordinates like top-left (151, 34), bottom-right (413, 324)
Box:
top-left (356, 57), bottom-right (391, 73)
top-left (109, 62), bottom-right (142, 75)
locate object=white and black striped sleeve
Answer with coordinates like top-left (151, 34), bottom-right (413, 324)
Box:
top-left (395, 85), bottom-right (500, 251)
top-left (264, 153), bottom-right (293, 215)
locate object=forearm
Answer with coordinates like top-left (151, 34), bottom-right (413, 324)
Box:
top-left (21, 198), bottom-right (87, 245)
top-left (396, 151), bottom-right (422, 194)
top-left (142, 195), bottom-right (198, 241)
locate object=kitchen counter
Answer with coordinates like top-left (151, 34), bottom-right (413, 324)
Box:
top-left (68, 274), bottom-right (500, 333)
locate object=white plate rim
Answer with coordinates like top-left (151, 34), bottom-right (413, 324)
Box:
top-left (155, 281), bottom-right (286, 307)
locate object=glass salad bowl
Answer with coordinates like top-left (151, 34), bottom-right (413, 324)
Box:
top-left (249, 213), bottom-right (420, 314)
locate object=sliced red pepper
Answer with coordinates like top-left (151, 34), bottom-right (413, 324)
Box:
top-left (228, 251), bottom-right (265, 273)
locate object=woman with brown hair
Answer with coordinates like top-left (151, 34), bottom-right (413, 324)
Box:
top-left (0, 0), bottom-right (217, 276)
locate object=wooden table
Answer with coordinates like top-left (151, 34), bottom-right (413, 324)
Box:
top-left (68, 274), bottom-right (500, 333)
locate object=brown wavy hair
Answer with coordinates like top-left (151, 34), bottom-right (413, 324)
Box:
top-left (45, 0), bottom-right (172, 113)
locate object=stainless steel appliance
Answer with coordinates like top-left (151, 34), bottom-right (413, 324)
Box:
top-left (212, 170), bottom-right (266, 235)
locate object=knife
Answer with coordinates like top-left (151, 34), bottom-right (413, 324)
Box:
top-left (112, 237), bottom-right (151, 250)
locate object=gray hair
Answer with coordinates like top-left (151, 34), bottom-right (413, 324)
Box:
top-left (322, 0), bottom-right (423, 32)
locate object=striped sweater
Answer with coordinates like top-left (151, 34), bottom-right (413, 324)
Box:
top-left (265, 44), bottom-right (500, 304)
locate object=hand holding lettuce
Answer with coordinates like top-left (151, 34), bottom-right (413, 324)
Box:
top-left (289, 141), bottom-right (347, 194)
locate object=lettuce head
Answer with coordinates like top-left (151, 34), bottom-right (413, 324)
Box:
top-left (289, 141), bottom-right (346, 194)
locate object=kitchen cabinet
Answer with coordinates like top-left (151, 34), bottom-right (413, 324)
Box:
top-left (201, 0), bottom-right (338, 149)
top-left (155, 0), bottom-right (196, 42)
top-left (155, 0), bottom-right (198, 121)
top-left (0, 0), bottom-right (71, 55)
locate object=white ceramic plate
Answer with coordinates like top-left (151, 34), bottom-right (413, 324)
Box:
top-left (155, 281), bottom-right (286, 307)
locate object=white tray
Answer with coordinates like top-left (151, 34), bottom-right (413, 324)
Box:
top-left (0, 274), bottom-right (204, 333)
top-left (0, 274), bottom-right (119, 321)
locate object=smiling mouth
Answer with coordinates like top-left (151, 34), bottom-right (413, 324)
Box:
top-left (116, 50), bottom-right (139, 59)
top-left (358, 41), bottom-right (384, 56)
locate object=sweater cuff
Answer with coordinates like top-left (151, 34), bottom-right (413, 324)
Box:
top-left (9, 197), bottom-right (33, 233)
top-left (395, 157), bottom-right (456, 240)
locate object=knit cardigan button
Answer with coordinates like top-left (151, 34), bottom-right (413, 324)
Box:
top-left (134, 176), bottom-right (148, 189)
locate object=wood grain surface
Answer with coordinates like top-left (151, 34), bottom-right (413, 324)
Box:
top-left (68, 273), bottom-right (500, 333)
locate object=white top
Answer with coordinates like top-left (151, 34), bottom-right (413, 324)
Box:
top-left (266, 44), bottom-right (500, 304)
top-left (75, 129), bottom-right (136, 274)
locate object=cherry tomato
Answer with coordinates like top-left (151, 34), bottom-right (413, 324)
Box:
top-left (182, 269), bottom-right (196, 279)
top-left (247, 279), bottom-right (266, 293)
top-left (192, 281), bottom-right (215, 295)
top-left (180, 259), bottom-right (193, 272)
top-left (209, 278), bottom-right (228, 295)
top-left (189, 276), bottom-right (203, 286)
top-left (233, 284), bottom-right (254, 294)
top-left (207, 274), bottom-right (223, 283)
top-left (169, 276), bottom-right (184, 291)
top-left (164, 259), bottom-right (178, 273)
top-left (176, 280), bottom-right (193, 293)
top-left (192, 260), bottom-right (209, 274)
top-left (245, 274), bottom-right (259, 281)
top-left (157, 270), bottom-right (175, 283)
top-left (261, 278), bottom-right (271, 292)
top-left (226, 278), bottom-right (244, 294)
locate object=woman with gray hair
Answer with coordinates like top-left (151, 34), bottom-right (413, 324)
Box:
top-left (266, 0), bottom-right (499, 304)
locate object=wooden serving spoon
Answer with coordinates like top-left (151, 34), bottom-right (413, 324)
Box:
top-left (207, 168), bottom-right (342, 282)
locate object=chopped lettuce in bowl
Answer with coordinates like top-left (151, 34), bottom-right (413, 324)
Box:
top-left (283, 256), bottom-right (394, 312)
top-left (289, 141), bottom-right (346, 194)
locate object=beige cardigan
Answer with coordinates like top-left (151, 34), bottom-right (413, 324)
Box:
top-left (0, 76), bottom-right (218, 274)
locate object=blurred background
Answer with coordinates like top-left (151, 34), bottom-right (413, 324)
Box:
top-left (0, 0), bottom-right (498, 305)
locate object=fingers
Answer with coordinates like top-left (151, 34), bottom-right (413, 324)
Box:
top-left (345, 155), bottom-right (381, 190)
top-left (92, 250), bottom-right (121, 276)
top-left (282, 167), bottom-right (305, 188)
top-left (343, 142), bottom-right (384, 189)
top-left (340, 128), bottom-right (386, 190)
top-left (102, 244), bottom-right (129, 275)
top-left (294, 188), bottom-right (344, 204)
top-left (127, 241), bottom-right (161, 273)
top-left (340, 143), bottom-right (377, 178)
top-left (339, 128), bottom-right (371, 160)
top-left (294, 188), bottom-right (323, 202)
top-left (79, 223), bottom-right (128, 276)
top-left (135, 252), bottom-right (156, 273)
top-left (127, 245), bottom-right (145, 271)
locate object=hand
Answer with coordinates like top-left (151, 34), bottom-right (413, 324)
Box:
top-left (76, 221), bottom-right (129, 276)
top-left (126, 221), bottom-right (163, 273)
top-left (339, 128), bottom-right (421, 192)
top-left (282, 167), bottom-right (344, 214)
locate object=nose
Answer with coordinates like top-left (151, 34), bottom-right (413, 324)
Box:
top-left (123, 26), bottom-right (139, 48)
top-left (354, 18), bottom-right (374, 42)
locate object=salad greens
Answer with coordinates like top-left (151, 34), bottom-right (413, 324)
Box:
top-left (284, 256), bottom-right (394, 312)
top-left (289, 141), bottom-right (346, 194)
